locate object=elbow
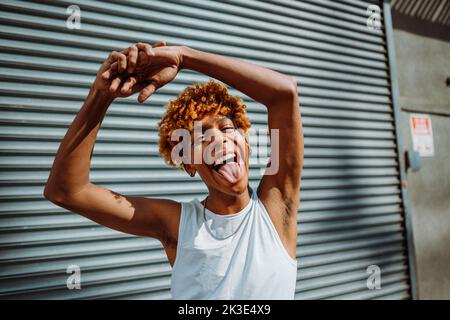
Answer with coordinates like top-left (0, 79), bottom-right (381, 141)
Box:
top-left (43, 183), bottom-right (67, 205)
top-left (286, 76), bottom-right (298, 99)
top-left (43, 181), bottom-right (89, 207)
top-left (267, 76), bottom-right (298, 106)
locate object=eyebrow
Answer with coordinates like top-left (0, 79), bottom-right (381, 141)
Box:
top-left (200, 116), bottom-right (234, 131)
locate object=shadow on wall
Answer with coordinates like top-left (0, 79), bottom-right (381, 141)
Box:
top-left (391, 0), bottom-right (450, 41)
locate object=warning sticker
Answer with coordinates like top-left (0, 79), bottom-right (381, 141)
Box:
top-left (410, 113), bottom-right (434, 157)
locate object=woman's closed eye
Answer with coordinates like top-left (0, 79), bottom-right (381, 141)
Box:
top-left (222, 126), bottom-right (235, 133)
top-left (192, 134), bottom-right (205, 147)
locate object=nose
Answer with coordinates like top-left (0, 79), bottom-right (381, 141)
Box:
top-left (208, 130), bottom-right (234, 155)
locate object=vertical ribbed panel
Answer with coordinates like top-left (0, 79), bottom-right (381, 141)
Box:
top-left (0, 0), bottom-right (411, 299)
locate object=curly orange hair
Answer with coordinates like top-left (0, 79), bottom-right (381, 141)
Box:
top-left (158, 79), bottom-right (252, 169)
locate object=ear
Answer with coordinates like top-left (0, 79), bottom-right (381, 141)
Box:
top-left (183, 163), bottom-right (196, 177)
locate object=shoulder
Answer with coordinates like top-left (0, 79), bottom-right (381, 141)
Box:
top-left (162, 197), bottom-right (200, 247)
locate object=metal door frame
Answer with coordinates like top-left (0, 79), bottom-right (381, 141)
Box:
top-left (383, 0), bottom-right (418, 300)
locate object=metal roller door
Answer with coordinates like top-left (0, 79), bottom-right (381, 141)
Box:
top-left (0, 0), bottom-right (414, 299)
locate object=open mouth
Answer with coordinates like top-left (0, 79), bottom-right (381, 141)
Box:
top-left (208, 152), bottom-right (244, 184)
top-left (211, 153), bottom-right (238, 171)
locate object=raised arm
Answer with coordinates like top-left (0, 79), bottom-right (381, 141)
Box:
top-left (43, 44), bottom-right (181, 244)
top-left (179, 46), bottom-right (304, 217)
top-left (88, 44), bottom-right (302, 260)
top-left (174, 46), bottom-right (303, 259)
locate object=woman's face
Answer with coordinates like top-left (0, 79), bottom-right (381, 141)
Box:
top-left (187, 114), bottom-right (250, 196)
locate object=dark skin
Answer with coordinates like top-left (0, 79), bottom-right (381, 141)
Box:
top-left (44, 42), bottom-right (304, 267)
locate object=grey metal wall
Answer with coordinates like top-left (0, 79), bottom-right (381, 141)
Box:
top-left (0, 0), bottom-right (412, 299)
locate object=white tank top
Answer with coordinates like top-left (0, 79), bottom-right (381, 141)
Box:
top-left (170, 187), bottom-right (298, 299)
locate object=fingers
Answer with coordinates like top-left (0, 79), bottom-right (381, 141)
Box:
top-left (125, 45), bottom-right (138, 74)
top-left (137, 50), bottom-right (150, 66)
top-left (109, 51), bottom-right (127, 73)
top-left (104, 41), bottom-right (165, 80)
top-left (120, 76), bottom-right (137, 94)
top-left (103, 43), bottom-right (140, 80)
top-left (136, 67), bottom-right (167, 103)
top-left (101, 69), bottom-right (111, 80)
top-left (138, 81), bottom-right (158, 103)
top-left (137, 65), bottom-right (176, 102)
top-left (136, 42), bottom-right (154, 57)
top-left (103, 41), bottom-right (168, 97)
top-left (109, 77), bottom-right (122, 93)
top-left (102, 61), bottom-right (118, 80)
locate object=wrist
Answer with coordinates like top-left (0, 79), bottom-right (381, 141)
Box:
top-left (88, 86), bottom-right (115, 106)
top-left (179, 45), bottom-right (193, 70)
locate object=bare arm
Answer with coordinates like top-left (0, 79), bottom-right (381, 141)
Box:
top-left (180, 46), bottom-right (296, 108)
top-left (180, 46), bottom-right (304, 215)
top-left (43, 45), bottom-right (180, 242)
top-left (81, 44), bottom-right (302, 260)
top-left (179, 46), bottom-right (303, 259)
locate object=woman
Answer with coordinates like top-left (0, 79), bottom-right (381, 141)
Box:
top-left (44, 41), bottom-right (304, 299)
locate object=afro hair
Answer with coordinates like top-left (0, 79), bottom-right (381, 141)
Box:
top-left (158, 79), bottom-right (251, 169)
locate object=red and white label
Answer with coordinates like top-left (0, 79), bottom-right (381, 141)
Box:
top-left (410, 114), bottom-right (434, 157)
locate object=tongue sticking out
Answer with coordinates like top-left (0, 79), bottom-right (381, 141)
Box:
top-left (217, 162), bottom-right (242, 184)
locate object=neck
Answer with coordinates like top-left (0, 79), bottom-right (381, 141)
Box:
top-left (203, 185), bottom-right (252, 215)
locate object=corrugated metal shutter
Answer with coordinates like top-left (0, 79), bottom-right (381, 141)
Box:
top-left (0, 0), bottom-right (412, 299)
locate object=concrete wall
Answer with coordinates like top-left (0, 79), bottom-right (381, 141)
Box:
top-left (392, 29), bottom-right (450, 299)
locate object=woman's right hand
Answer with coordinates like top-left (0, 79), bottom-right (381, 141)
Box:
top-left (102, 44), bottom-right (184, 103)
top-left (91, 41), bottom-right (166, 99)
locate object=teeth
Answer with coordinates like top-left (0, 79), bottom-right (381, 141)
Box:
top-left (214, 154), bottom-right (235, 166)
